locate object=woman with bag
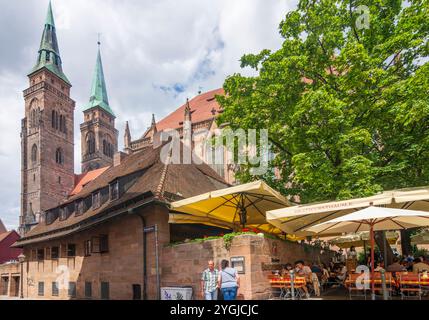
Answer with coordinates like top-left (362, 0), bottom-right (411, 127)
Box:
top-left (218, 259), bottom-right (240, 300)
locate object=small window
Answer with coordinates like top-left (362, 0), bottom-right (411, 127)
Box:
top-left (67, 244), bottom-right (76, 257)
top-left (110, 181), bottom-right (119, 200)
top-left (51, 246), bottom-right (59, 259)
top-left (75, 200), bottom-right (84, 216)
top-left (37, 249), bottom-right (45, 261)
top-left (31, 144), bottom-right (38, 163)
top-left (132, 284), bottom-right (141, 300)
top-left (100, 235), bottom-right (109, 253)
top-left (85, 282), bottom-right (92, 299)
top-left (52, 282), bottom-right (59, 296)
top-left (100, 282), bottom-right (109, 300)
top-left (68, 282), bottom-right (76, 298)
top-left (59, 207), bottom-right (67, 220)
top-left (84, 240), bottom-right (91, 257)
top-left (92, 192), bottom-right (100, 209)
top-left (38, 282), bottom-right (44, 296)
top-left (55, 148), bottom-right (64, 165)
top-left (58, 176), bottom-right (61, 184)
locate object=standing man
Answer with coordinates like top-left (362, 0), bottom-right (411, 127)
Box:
top-left (201, 260), bottom-right (219, 300)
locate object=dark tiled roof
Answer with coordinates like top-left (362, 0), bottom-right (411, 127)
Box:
top-left (17, 143), bottom-right (229, 243)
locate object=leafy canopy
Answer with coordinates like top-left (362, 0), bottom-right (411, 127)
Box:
top-left (217, 0), bottom-right (429, 203)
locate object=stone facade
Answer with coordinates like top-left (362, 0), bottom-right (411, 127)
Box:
top-left (0, 263), bottom-right (20, 297)
top-left (161, 234), bottom-right (334, 300)
top-left (20, 69), bottom-right (75, 234)
top-left (80, 107), bottom-right (118, 173)
top-left (16, 204), bottom-right (170, 300)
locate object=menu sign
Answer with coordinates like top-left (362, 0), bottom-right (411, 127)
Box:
top-left (231, 256), bottom-right (245, 274)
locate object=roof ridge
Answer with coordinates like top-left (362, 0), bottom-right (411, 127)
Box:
top-left (155, 150), bottom-right (171, 200)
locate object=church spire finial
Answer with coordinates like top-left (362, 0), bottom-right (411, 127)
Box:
top-left (29, 0), bottom-right (70, 85)
top-left (184, 98), bottom-right (192, 122)
top-left (46, 0), bottom-right (55, 27)
top-left (83, 40), bottom-right (115, 117)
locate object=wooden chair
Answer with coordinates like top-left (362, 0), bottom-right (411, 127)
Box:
top-left (371, 272), bottom-right (395, 299)
top-left (346, 273), bottom-right (367, 300)
top-left (281, 276), bottom-right (307, 300)
top-left (398, 273), bottom-right (422, 300)
top-left (268, 275), bottom-right (286, 300)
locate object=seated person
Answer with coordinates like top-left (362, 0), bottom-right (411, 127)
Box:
top-left (419, 256), bottom-right (429, 266)
top-left (336, 263), bottom-right (348, 282)
top-left (413, 257), bottom-right (429, 273)
top-left (387, 257), bottom-right (406, 272)
top-left (374, 261), bottom-right (385, 271)
top-left (295, 260), bottom-right (312, 299)
top-left (280, 263), bottom-right (293, 277)
top-left (311, 262), bottom-right (322, 274)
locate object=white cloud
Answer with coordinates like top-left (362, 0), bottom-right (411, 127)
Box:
top-left (0, 0), bottom-right (296, 230)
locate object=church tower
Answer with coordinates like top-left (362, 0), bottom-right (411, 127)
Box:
top-left (20, 1), bottom-right (75, 234)
top-left (80, 42), bottom-right (118, 173)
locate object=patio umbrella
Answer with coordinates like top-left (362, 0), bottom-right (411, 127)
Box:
top-left (266, 186), bottom-right (429, 238)
top-left (411, 229), bottom-right (429, 245)
top-left (329, 231), bottom-right (399, 248)
top-left (304, 206), bottom-right (429, 299)
top-left (170, 180), bottom-right (290, 234)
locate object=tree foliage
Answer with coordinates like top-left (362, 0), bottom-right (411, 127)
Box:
top-left (217, 0), bottom-right (429, 203)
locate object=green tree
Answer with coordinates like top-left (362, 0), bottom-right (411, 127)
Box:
top-left (217, 0), bottom-right (428, 204)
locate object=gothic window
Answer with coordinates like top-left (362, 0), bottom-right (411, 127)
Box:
top-left (45, 52), bottom-right (50, 62)
top-left (30, 99), bottom-right (39, 127)
top-left (55, 148), bottom-right (64, 165)
top-left (86, 132), bottom-right (96, 155)
top-left (103, 137), bottom-right (114, 158)
top-left (31, 144), bottom-right (38, 164)
top-left (51, 110), bottom-right (55, 128)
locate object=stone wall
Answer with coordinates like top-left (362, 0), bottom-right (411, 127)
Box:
top-left (161, 234), bottom-right (333, 300)
top-left (18, 203), bottom-right (170, 300)
top-left (0, 262), bottom-right (20, 297)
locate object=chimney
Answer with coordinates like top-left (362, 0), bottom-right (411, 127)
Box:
top-left (113, 151), bottom-right (127, 167)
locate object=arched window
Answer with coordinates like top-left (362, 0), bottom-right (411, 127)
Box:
top-left (102, 135), bottom-right (114, 158)
top-left (86, 132), bottom-right (95, 155)
top-left (30, 99), bottom-right (39, 128)
top-left (31, 144), bottom-right (38, 164)
top-left (55, 148), bottom-right (64, 165)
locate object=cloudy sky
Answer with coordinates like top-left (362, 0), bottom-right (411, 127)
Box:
top-left (0, 0), bottom-right (297, 230)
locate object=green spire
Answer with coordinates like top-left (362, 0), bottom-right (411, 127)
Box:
top-left (45, 0), bottom-right (55, 26)
top-left (29, 1), bottom-right (70, 85)
top-left (83, 44), bottom-right (115, 117)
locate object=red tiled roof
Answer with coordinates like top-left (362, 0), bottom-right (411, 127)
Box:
top-left (0, 218), bottom-right (6, 233)
top-left (17, 143), bottom-right (230, 243)
top-left (71, 167), bottom-right (110, 196)
top-left (0, 231), bottom-right (14, 243)
top-left (155, 88), bottom-right (224, 132)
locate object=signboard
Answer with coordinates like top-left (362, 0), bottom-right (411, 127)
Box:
top-left (144, 226), bottom-right (156, 233)
top-left (161, 287), bottom-right (193, 300)
top-left (230, 256), bottom-right (245, 274)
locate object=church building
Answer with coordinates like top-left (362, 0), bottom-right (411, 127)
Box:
top-left (19, 1), bottom-right (234, 237)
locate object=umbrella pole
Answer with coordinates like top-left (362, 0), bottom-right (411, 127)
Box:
top-left (370, 225), bottom-right (375, 300)
top-left (363, 240), bottom-right (367, 263)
